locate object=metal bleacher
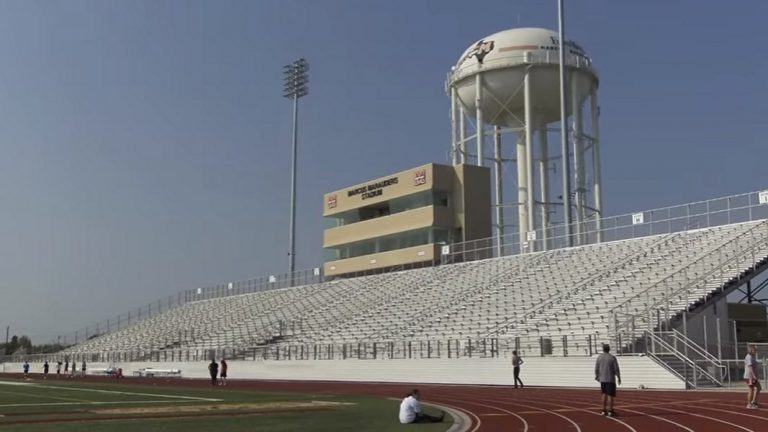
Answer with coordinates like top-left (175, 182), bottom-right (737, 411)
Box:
top-left (61, 219), bottom-right (768, 359)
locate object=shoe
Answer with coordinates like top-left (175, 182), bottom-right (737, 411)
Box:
top-left (602, 410), bottom-right (608, 416)
top-left (747, 404), bottom-right (758, 409)
top-left (608, 410), bottom-right (617, 417)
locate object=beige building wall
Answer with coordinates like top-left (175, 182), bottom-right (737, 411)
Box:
top-left (323, 163), bottom-right (490, 277)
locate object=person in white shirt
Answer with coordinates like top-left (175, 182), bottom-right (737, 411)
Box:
top-left (744, 344), bottom-right (761, 409)
top-left (398, 389), bottom-right (444, 424)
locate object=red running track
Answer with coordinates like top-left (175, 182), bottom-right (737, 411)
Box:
top-left (3, 374), bottom-right (767, 431)
top-left (239, 381), bottom-right (768, 432)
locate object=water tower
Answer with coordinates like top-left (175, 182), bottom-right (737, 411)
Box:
top-left (446, 27), bottom-right (602, 253)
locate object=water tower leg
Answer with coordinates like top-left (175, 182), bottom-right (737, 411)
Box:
top-left (571, 78), bottom-right (585, 244)
top-left (451, 87), bottom-right (459, 165)
top-left (475, 74), bottom-right (484, 167)
top-left (517, 132), bottom-right (529, 254)
top-left (524, 70), bottom-right (536, 252)
top-left (459, 106), bottom-right (467, 164)
top-left (539, 126), bottom-right (550, 251)
top-left (590, 87), bottom-right (603, 242)
top-left (493, 127), bottom-right (504, 257)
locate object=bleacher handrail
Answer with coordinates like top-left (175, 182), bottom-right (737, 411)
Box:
top-left (610, 219), bottom-right (768, 335)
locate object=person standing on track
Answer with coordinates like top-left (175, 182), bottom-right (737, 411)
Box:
top-left (43, 361), bottom-right (49, 379)
top-left (745, 343), bottom-right (761, 409)
top-left (22, 361), bottom-right (29, 378)
top-left (512, 350), bottom-right (524, 388)
top-left (219, 359), bottom-right (228, 386)
top-left (56, 361), bottom-right (62, 377)
top-left (595, 344), bottom-right (621, 417)
top-left (208, 359), bottom-right (219, 386)
top-left (81, 361), bottom-right (87, 378)
top-left (398, 389), bottom-right (445, 424)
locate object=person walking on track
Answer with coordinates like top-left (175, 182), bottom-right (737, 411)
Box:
top-left (219, 359), bottom-right (228, 386)
top-left (745, 343), bottom-right (762, 409)
top-left (512, 350), bottom-right (524, 388)
top-left (208, 359), bottom-right (219, 386)
top-left (595, 344), bottom-right (621, 417)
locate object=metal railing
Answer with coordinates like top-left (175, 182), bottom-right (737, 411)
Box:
top-left (1, 334), bottom-right (610, 365)
top-left (643, 330), bottom-right (723, 388)
top-left (441, 190), bottom-right (768, 264)
top-left (611, 220), bottom-right (768, 344)
top-left (52, 189), bottom-right (768, 353)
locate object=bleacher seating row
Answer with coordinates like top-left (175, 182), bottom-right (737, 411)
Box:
top-left (62, 220), bottom-right (768, 357)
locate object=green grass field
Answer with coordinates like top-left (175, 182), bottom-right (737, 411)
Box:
top-left (0, 379), bottom-right (450, 431)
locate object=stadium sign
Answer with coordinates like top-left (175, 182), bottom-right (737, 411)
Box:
top-left (347, 177), bottom-right (399, 200)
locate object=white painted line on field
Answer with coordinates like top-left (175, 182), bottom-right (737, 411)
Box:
top-left (0, 389), bottom-right (91, 403)
top-left (29, 384), bottom-right (222, 402)
top-left (0, 380), bottom-right (37, 386)
top-left (0, 400), bottom-right (201, 408)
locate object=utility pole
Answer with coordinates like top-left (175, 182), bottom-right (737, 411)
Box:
top-left (282, 58), bottom-right (309, 276)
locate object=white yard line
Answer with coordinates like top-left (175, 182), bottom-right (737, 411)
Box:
top-left (0, 389), bottom-right (92, 403)
top-left (0, 400), bottom-right (205, 408)
top-left (29, 384), bottom-right (222, 402)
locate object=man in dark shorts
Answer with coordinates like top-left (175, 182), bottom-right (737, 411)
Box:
top-left (595, 344), bottom-right (621, 417)
top-left (208, 359), bottom-right (219, 386)
top-left (43, 361), bottom-right (49, 379)
top-left (219, 359), bottom-right (228, 386)
top-left (56, 361), bottom-right (62, 377)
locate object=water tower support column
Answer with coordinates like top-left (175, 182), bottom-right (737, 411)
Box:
top-left (591, 87), bottom-right (603, 242)
top-left (524, 67), bottom-right (536, 252)
top-left (451, 87), bottom-right (459, 165)
top-left (475, 74), bottom-right (484, 166)
top-left (571, 78), bottom-right (585, 244)
top-left (517, 132), bottom-right (529, 253)
top-left (459, 106), bottom-right (467, 164)
top-left (539, 126), bottom-right (550, 251)
top-left (493, 126), bottom-right (504, 257)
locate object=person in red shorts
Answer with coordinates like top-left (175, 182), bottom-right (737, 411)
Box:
top-left (219, 359), bottom-right (228, 386)
top-left (745, 344), bottom-right (761, 409)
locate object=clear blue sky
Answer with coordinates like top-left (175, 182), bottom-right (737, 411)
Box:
top-left (1, 0), bottom-right (766, 342)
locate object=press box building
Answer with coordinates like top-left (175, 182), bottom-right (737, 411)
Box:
top-left (323, 163), bottom-right (491, 277)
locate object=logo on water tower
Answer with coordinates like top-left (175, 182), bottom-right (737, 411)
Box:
top-left (413, 170), bottom-right (427, 186)
top-left (327, 195), bottom-right (337, 209)
top-left (468, 39), bottom-right (495, 64)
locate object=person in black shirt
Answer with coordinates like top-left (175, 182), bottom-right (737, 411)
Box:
top-left (208, 360), bottom-right (219, 386)
top-left (43, 361), bottom-right (49, 379)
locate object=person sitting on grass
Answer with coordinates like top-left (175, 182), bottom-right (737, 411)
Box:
top-left (398, 389), bottom-right (445, 424)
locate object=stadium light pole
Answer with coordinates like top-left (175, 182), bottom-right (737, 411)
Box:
top-left (283, 58), bottom-right (309, 276)
top-left (558, 0), bottom-right (572, 246)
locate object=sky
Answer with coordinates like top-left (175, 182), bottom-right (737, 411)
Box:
top-left (0, 0), bottom-right (767, 343)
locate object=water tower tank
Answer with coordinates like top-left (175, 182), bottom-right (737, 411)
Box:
top-left (449, 27), bottom-right (598, 128)
top-left (446, 27), bottom-right (604, 256)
